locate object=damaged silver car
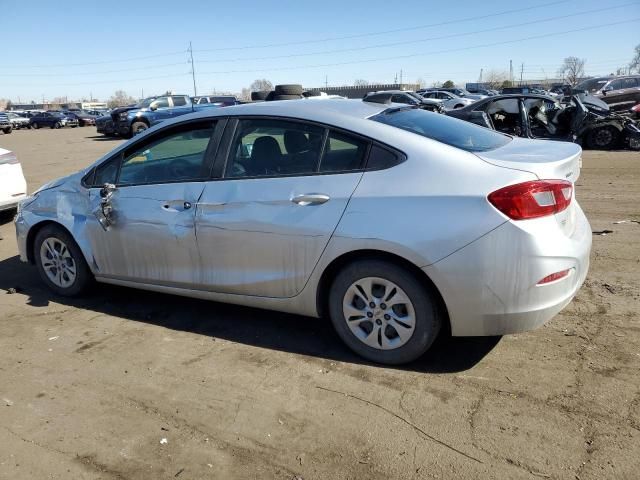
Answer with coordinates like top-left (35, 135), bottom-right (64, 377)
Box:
top-left (448, 93), bottom-right (640, 151)
top-left (15, 99), bottom-right (591, 365)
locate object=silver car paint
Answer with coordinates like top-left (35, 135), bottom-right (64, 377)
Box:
top-left (15, 99), bottom-right (591, 336)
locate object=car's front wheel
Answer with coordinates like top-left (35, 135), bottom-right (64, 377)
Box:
top-left (131, 121), bottom-right (148, 136)
top-left (328, 259), bottom-right (441, 365)
top-left (587, 126), bottom-right (619, 150)
top-left (32, 122), bottom-right (39, 129)
top-left (34, 224), bottom-right (93, 296)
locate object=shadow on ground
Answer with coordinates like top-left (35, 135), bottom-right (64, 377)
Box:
top-left (85, 135), bottom-right (123, 142)
top-left (0, 255), bottom-right (500, 373)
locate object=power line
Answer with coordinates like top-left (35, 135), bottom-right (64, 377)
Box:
top-left (193, 18), bottom-right (640, 76)
top-left (0, 50), bottom-right (187, 70)
top-left (194, 4), bottom-right (634, 65)
top-left (196, 0), bottom-right (572, 52)
top-left (1, 62), bottom-right (188, 77)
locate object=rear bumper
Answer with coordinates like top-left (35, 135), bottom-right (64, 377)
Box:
top-left (424, 202), bottom-right (592, 336)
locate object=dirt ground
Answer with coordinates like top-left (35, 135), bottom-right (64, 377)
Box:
top-left (0, 127), bottom-right (638, 480)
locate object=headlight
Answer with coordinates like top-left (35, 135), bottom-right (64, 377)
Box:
top-left (119, 112), bottom-right (128, 119)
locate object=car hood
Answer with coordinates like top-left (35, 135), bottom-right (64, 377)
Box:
top-left (33, 171), bottom-right (84, 195)
top-left (110, 105), bottom-right (142, 120)
top-left (574, 92), bottom-right (609, 112)
top-left (474, 137), bottom-right (582, 182)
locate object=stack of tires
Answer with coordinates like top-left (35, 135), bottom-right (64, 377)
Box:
top-left (250, 84), bottom-right (306, 102)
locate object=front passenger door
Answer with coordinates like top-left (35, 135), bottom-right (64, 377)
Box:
top-left (85, 121), bottom-right (220, 287)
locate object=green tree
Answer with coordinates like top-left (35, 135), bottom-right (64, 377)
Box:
top-left (442, 80), bottom-right (455, 88)
top-left (501, 80), bottom-right (513, 88)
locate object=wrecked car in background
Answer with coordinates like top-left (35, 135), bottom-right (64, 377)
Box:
top-left (447, 94), bottom-right (640, 151)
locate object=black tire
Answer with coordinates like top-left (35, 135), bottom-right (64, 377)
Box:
top-left (53, 122), bottom-right (61, 129)
top-left (328, 259), bottom-right (442, 365)
top-left (274, 84), bottom-right (304, 95)
top-left (34, 224), bottom-right (93, 297)
top-left (2, 127), bottom-right (11, 134)
top-left (130, 121), bottom-right (148, 136)
top-left (273, 94), bottom-right (302, 101)
top-left (32, 122), bottom-right (39, 129)
top-left (303, 90), bottom-right (322, 97)
top-left (586, 126), bottom-right (619, 150)
top-left (251, 90), bottom-right (270, 101)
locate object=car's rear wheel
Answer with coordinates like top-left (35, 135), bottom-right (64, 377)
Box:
top-left (53, 122), bottom-right (61, 129)
top-left (34, 224), bottom-right (93, 296)
top-left (587, 126), bottom-right (619, 150)
top-left (328, 259), bottom-right (441, 364)
top-left (32, 122), bottom-right (39, 129)
top-left (2, 127), bottom-right (11, 134)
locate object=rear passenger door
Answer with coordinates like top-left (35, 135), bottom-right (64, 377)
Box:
top-left (195, 118), bottom-right (369, 298)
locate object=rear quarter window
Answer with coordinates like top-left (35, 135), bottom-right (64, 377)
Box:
top-left (371, 108), bottom-right (512, 152)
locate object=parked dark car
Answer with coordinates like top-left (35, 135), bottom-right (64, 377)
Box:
top-left (63, 110), bottom-right (97, 126)
top-left (447, 94), bottom-right (640, 151)
top-left (575, 75), bottom-right (640, 112)
top-left (95, 115), bottom-right (116, 136)
top-left (0, 112), bottom-right (12, 134)
top-left (363, 90), bottom-right (445, 113)
top-left (29, 112), bottom-right (79, 129)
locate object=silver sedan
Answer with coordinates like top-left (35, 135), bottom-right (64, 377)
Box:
top-left (15, 99), bottom-right (591, 364)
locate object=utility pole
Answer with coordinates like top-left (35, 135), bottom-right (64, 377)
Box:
top-left (188, 41), bottom-right (197, 97)
top-left (520, 63), bottom-right (524, 86)
top-left (400, 69), bottom-right (403, 86)
top-left (325, 75), bottom-right (328, 89)
top-left (509, 60), bottom-right (513, 84)
top-left (479, 68), bottom-right (483, 84)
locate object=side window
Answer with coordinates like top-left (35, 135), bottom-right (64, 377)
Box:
top-left (623, 78), bottom-right (638, 88)
top-left (93, 158), bottom-right (119, 186)
top-left (199, 97), bottom-right (209, 104)
top-left (608, 79), bottom-right (624, 90)
top-left (226, 119), bottom-right (324, 178)
top-left (320, 131), bottom-right (368, 172)
top-left (391, 94), bottom-right (412, 104)
top-left (172, 96), bottom-right (187, 107)
top-left (151, 97), bottom-right (170, 109)
top-left (118, 123), bottom-right (215, 185)
top-left (366, 144), bottom-right (405, 170)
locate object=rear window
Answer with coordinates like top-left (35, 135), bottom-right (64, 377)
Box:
top-left (370, 108), bottom-right (512, 152)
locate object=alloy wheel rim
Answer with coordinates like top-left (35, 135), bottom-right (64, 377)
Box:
top-left (342, 277), bottom-right (416, 350)
top-left (40, 237), bottom-right (77, 288)
top-left (595, 129), bottom-right (613, 146)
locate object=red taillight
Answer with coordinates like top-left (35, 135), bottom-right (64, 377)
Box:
top-left (537, 269), bottom-right (571, 285)
top-left (488, 180), bottom-right (573, 220)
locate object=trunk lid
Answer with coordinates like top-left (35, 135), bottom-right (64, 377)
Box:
top-left (474, 137), bottom-right (582, 183)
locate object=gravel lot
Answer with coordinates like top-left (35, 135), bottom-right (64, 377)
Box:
top-left (0, 127), bottom-right (639, 480)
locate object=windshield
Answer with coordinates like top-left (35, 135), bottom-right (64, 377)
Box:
top-left (576, 78), bottom-right (609, 93)
top-left (406, 91), bottom-right (425, 101)
top-left (136, 97), bottom-right (157, 108)
top-left (371, 108), bottom-right (511, 152)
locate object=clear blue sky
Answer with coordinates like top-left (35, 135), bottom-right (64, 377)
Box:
top-left (1, 0), bottom-right (639, 102)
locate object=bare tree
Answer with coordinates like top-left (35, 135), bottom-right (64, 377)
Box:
top-left (0, 98), bottom-right (9, 110)
top-left (630, 44), bottom-right (640, 74)
top-left (249, 79), bottom-right (273, 92)
top-left (107, 90), bottom-right (137, 109)
top-left (353, 79), bottom-right (369, 87)
top-left (484, 70), bottom-right (509, 89)
top-left (558, 57), bottom-right (586, 86)
top-left (430, 80), bottom-right (441, 88)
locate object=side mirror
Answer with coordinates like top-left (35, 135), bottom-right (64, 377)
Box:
top-left (100, 183), bottom-right (116, 199)
top-left (149, 104), bottom-right (157, 111)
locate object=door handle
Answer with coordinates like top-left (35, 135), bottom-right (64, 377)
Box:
top-left (291, 193), bottom-right (330, 206)
top-left (162, 201), bottom-right (193, 211)
top-left (183, 201), bottom-right (192, 210)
